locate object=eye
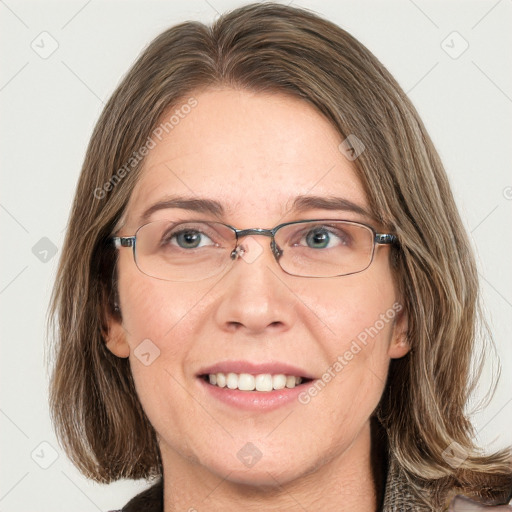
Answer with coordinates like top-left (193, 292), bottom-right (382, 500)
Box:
top-left (164, 228), bottom-right (215, 249)
top-left (305, 228), bottom-right (331, 249)
top-left (297, 226), bottom-right (351, 249)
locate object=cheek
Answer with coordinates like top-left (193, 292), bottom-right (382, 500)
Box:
top-left (118, 254), bottom-right (206, 347)
top-left (296, 269), bottom-right (399, 407)
top-left (116, 274), bottom-right (210, 432)
top-left (302, 268), bottom-right (398, 347)
top-left (302, 317), bottom-right (395, 440)
top-left (115, 254), bottom-right (212, 398)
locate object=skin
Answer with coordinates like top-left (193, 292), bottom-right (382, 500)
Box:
top-left (106, 88), bottom-right (410, 512)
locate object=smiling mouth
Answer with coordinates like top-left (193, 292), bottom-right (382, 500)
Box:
top-left (200, 372), bottom-right (312, 392)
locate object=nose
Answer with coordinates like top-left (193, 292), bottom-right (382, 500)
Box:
top-left (213, 235), bottom-right (295, 335)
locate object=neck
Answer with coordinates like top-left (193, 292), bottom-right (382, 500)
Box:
top-left (161, 420), bottom-right (383, 512)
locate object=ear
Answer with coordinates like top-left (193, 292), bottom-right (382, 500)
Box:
top-left (388, 302), bottom-right (410, 359)
top-left (102, 307), bottom-right (130, 359)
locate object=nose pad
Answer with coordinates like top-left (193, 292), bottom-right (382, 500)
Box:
top-left (230, 246), bottom-right (239, 260)
top-left (229, 236), bottom-right (283, 266)
top-left (271, 239), bottom-right (283, 260)
top-left (229, 236), bottom-right (265, 265)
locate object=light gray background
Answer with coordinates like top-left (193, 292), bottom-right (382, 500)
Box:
top-left (1, 0), bottom-right (511, 510)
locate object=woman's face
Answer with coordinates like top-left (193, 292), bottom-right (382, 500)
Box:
top-left (107, 88), bottom-right (409, 486)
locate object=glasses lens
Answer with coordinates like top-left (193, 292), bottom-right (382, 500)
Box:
top-left (275, 221), bottom-right (375, 277)
top-left (134, 220), bottom-right (235, 281)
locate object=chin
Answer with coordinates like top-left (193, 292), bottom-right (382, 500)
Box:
top-left (219, 468), bottom-right (301, 488)
top-left (203, 452), bottom-right (318, 489)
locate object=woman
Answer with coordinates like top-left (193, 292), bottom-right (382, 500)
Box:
top-left (48, 3), bottom-right (512, 511)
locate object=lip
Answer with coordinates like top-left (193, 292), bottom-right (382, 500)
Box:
top-left (196, 360), bottom-right (315, 380)
top-left (195, 360), bottom-right (316, 412)
top-left (197, 376), bottom-right (313, 411)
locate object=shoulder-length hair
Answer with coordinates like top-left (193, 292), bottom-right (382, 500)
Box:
top-left (48, 2), bottom-right (511, 507)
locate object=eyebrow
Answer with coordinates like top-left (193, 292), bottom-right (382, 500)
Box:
top-left (141, 197), bottom-right (224, 223)
top-left (290, 195), bottom-right (373, 220)
top-left (139, 194), bottom-right (373, 223)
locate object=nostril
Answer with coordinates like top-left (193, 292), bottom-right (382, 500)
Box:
top-left (227, 321), bottom-right (244, 330)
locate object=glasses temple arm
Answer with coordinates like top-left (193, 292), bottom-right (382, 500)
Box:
top-left (112, 236), bottom-right (135, 248)
top-left (374, 233), bottom-right (397, 245)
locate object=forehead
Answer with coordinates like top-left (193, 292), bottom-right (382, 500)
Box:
top-left (124, 88), bottom-right (368, 228)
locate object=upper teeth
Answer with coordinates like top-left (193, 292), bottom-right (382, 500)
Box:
top-left (208, 372), bottom-right (303, 392)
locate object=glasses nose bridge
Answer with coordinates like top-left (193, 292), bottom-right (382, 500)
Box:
top-left (231, 227), bottom-right (281, 261)
top-left (234, 227), bottom-right (275, 240)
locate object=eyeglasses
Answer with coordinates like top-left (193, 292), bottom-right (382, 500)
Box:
top-left (111, 219), bottom-right (397, 281)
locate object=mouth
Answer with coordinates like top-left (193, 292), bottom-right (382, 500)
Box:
top-left (196, 361), bottom-right (316, 410)
top-left (199, 372), bottom-right (313, 392)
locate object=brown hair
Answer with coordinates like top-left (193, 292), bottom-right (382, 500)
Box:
top-left (48, 2), bottom-right (511, 507)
